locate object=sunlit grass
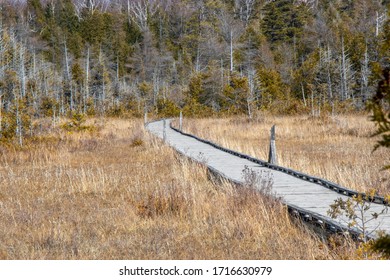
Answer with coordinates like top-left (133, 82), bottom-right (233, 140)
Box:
top-left (0, 117), bottom-right (363, 259)
top-left (181, 114), bottom-right (389, 194)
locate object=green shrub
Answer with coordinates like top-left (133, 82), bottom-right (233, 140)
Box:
top-left (61, 113), bottom-right (95, 132)
top-left (156, 98), bottom-right (180, 118)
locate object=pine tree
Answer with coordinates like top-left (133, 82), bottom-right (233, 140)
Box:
top-left (262, 0), bottom-right (309, 46)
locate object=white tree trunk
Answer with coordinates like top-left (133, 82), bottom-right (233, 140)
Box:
top-left (15, 94), bottom-right (23, 146)
top-left (360, 47), bottom-right (370, 104)
top-left (301, 83), bottom-right (307, 107)
top-left (64, 41), bottom-right (74, 111)
top-left (19, 46), bottom-right (26, 98)
top-left (85, 47), bottom-right (90, 113)
top-left (230, 30), bottom-right (234, 72)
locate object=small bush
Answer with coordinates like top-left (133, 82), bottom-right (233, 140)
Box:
top-left (182, 100), bottom-right (214, 118)
top-left (130, 128), bottom-right (145, 147)
top-left (156, 98), bottom-right (180, 118)
top-left (134, 185), bottom-right (187, 218)
top-left (61, 113), bottom-right (95, 132)
top-left (242, 165), bottom-right (274, 197)
top-left (40, 97), bottom-right (59, 117)
top-left (131, 137), bottom-right (144, 147)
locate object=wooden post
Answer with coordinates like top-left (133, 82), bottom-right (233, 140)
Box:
top-left (144, 110), bottom-right (147, 126)
top-left (268, 125), bottom-right (278, 165)
top-left (179, 111), bottom-right (183, 131)
top-left (163, 119), bottom-right (167, 141)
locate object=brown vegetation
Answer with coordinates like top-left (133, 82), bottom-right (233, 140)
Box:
top-left (0, 117), bottom-right (364, 259)
top-left (181, 114), bottom-right (389, 194)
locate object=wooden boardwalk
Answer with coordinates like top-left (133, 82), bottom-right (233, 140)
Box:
top-left (146, 119), bottom-right (390, 238)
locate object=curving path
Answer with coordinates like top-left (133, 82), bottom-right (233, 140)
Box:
top-left (146, 119), bottom-right (390, 239)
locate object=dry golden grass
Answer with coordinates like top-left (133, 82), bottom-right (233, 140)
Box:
top-left (0, 117), bottom-right (364, 259)
top-left (182, 114), bottom-right (389, 194)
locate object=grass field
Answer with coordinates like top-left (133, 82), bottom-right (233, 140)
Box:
top-left (182, 114), bottom-right (389, 195)
top-left (0, 117), bottom-right (369, 259)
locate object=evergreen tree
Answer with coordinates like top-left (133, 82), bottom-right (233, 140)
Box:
top-left (262, 0), bottom-right (309, 46)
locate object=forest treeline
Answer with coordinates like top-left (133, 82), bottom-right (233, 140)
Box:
top-left (0, 0), bottom-right (389, 144)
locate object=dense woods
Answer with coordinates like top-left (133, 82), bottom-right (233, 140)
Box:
top-left (0, 0), bottom-right (389, 144)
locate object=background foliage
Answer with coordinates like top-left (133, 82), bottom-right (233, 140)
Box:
top-left (0, 0), bottom-right (389, 144)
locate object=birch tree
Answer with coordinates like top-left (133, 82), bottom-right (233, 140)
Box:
top-left (234, 0), bottom-right (257, 25)
top-left (217, 9), bottom-right (243, 73)
top-left (360, 47), bottom-right (371, 104)
top-left (127, 0), bottom-right (159, 31)
top-left (339, 37), bottom-right (355, 101)
top-left (246, 67), bottom-right (260, 119)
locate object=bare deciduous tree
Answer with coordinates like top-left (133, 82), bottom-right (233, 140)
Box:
top-left (217, 9), bottom-right (243, 72)
top-left (127, 0), bottom-right (159, 31)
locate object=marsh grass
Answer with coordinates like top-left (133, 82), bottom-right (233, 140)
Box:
top-left (181, 114), bottom-right (389, 194)
top-left (0, 117), bottom-right (363, 259)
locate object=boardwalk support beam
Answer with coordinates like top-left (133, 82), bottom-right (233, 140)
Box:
top-left (268, 125), bottom-right (278, 165)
